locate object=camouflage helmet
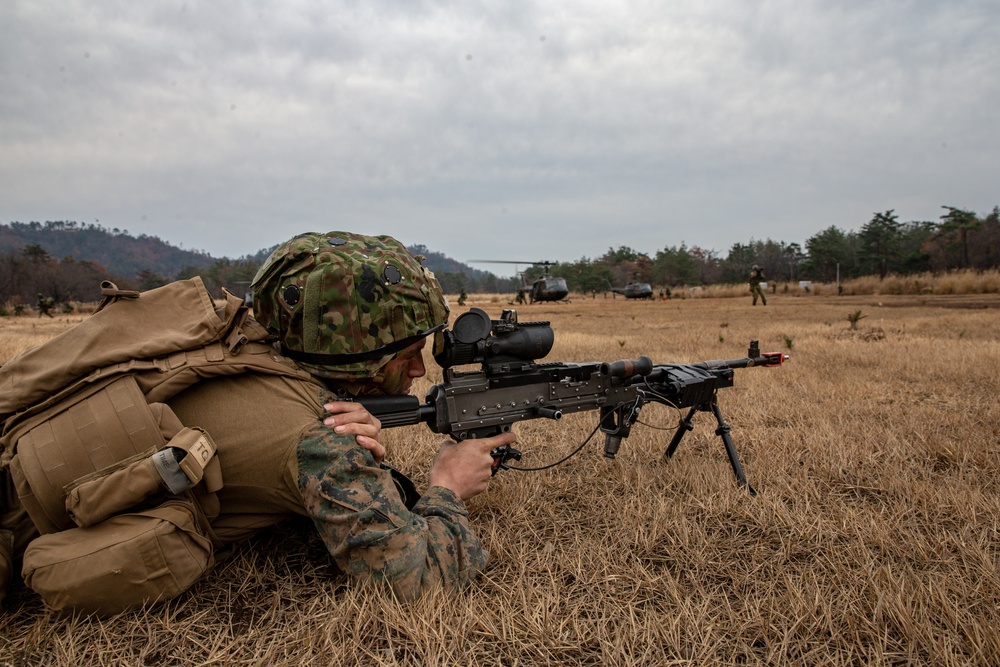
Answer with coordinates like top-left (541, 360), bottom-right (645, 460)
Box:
top-left (251, 231), bottom-right (449, 381)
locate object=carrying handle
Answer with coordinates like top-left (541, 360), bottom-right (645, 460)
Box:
top-left (96, 281), bottom-right (141, 312)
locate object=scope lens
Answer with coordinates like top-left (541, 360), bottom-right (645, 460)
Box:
top-left (452, 308), bottom-right (492, 344)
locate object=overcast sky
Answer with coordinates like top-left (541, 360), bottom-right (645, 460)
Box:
top-left (2, 1), bottom-right (998, 271)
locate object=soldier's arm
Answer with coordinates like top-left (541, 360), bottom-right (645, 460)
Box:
top-left (322, 400), bottom-right (385, 464)
top-left (294, 422), bottom-right (488, 598)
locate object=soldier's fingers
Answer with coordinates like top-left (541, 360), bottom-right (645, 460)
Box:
top-left (478, 431), bottom-right (517, 450)
top-left (326, 417), bottom-right (386, 464)
top-left (355, 435), bottom-right (386, 464)
top-left (324, 400), bottom-right (371, 418)
top-left (330, 421), bottom-right (380, 440)
top-left (323, 400), bottom-right (370, 412)
top-left (323, 402), bottom-right (381, 429)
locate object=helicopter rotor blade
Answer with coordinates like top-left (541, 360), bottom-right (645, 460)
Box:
top-left (468, 260), bottom-right (554, 266)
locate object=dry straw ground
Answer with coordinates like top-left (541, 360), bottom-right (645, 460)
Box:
top-left (2, 286), bottom-right (1000, 666)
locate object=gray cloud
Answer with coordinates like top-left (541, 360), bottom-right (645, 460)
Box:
top-left (2, 0), bottom-right (997, 267)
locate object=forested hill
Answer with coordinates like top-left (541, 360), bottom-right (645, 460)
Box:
top-left (0, 222), bottom-right (509, 301)
top-left (0, 221), bottom-right (218, 279)
top-left (406, 244), bottom-right (515, 294)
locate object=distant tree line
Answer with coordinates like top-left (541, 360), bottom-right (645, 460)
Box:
top-left (0, 242), bottom-right (265, 309)
top-left (0, 244), bottom-right (108, 307)
top-left (1, 205), bottom-right (997, 309)
top-left (544, 205), bottom-right (999, 292)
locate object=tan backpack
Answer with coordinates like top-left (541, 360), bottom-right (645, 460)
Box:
top-left (0, 277), bottom-right (313, 614)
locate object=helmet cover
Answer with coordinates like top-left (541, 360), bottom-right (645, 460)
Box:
top-left (251, 231), bottom-right (449, 380)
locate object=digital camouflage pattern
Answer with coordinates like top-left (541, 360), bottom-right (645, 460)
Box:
top-left (251, 231), bottom-right (449, 381)
top-left (295, 420), bottom-right (487, 597)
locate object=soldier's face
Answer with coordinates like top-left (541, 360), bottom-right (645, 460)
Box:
top-left (375, 338), bottom-right (427, 395)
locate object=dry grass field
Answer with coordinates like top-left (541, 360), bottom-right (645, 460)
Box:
top-left (3, 287), bottom-right (1000, 666)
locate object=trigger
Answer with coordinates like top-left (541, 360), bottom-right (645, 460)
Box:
top-left (490, 444), bottom-right (523, 475)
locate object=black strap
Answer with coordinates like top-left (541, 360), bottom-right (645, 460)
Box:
top-left (280, 323), bottom-right (445, 366)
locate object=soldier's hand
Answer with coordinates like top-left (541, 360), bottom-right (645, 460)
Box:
top-left (323, 401), bottom-right (385, 464)
top-left (428, 431), bottom-right (517, 501)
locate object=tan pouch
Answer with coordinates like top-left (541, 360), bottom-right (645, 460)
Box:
top-left (21, 500), bottom-right (214, 615)
top-left (64, 454), bottom-right (163, 528)
top-left (64, 427), bottom-right (222, 528)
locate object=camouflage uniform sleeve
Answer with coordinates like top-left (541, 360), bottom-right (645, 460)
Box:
top-left (295, 421), bottom-right (488, 598)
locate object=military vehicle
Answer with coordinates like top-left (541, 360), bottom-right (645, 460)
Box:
top-left (471, 260), bottom-right (570, 303)
top-left (607, 278), bottom-right (654, 299)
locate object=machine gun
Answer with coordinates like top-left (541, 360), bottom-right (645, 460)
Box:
top-left (356, 308), bottom-right (786, 495)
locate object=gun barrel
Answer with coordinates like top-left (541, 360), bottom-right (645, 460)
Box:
top-left (695, 353), bottom-right (786, 370)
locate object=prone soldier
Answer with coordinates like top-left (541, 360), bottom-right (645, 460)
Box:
top-left (1, 231), bottom-right (514, 613)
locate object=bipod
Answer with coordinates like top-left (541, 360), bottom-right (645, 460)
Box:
top-left (664, 399), bottom-right (756, 496)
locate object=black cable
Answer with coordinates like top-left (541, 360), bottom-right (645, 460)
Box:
top-left (502, 382), bottom-right (685, 473)
top-left (503, 410), bottom-right (607, 472)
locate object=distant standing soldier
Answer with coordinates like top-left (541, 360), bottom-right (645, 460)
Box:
top-left (36, 293), bottom-right (55, 318)
top-left (515, 289), bottom-right (526, 305)
top-left (748, 265), bottom-right (767, 306)
top-left (457, 288), bottom-right (468, 307)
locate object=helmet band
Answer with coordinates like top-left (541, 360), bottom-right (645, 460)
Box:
top-left (279, 322), bottom-right (446, 366)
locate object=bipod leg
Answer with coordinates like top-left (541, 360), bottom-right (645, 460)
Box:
top-left (665, 405), bottom-right (698, 459)
top-left (709, 401), bottom-right (756, 496)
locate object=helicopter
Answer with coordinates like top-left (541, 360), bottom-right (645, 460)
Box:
top-left (607, 275), bottom-right (654, 299)
top-left (469, 260), bottom-right (570, 303)
top-left (608, 280), bottom-right (654, 300)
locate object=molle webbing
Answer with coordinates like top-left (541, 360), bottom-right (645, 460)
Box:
top-left (8, 376), bottom-right (166, 534)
